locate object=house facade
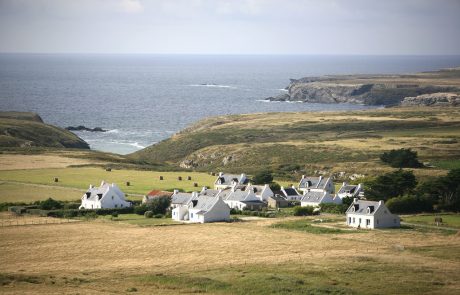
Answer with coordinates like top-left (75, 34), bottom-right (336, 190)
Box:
top-left (268, 195), bottom-right (289, 208)
top-left (245, 184), bottom-right (274, 202)
top-left (223, 188), bottom-right (266, 211)
top-left (346, 198), bottom-right (400, 229)
top-left (298, 175), bottom-right (335, 194)
top-left (300, 191), bottom-right (342, 207)
top-left (214, 172), bottom-right (249, 190)
top-left (336, 182), bottom-right (364, 200)
top-left (172, 195), bottom-right (230, 223)
top-left (79, 181), bottom-right (131, 210)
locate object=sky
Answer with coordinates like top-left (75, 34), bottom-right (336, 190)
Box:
top-left (0, 0), bottom-right (459, 55)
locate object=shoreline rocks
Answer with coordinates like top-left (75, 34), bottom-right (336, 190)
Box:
top-left (66, 125), bottom-right (107, 132)
top-left (401, 92), bottom-right (459, 107)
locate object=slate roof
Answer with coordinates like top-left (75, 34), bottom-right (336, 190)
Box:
top-left (346, 200), bottom-right (382, 216)
top-left (199, 188), bottom-right (221, 197)
top-left (171, 192), bottom-right (193, 205)
top-left (301, 191), bottom-right (327, 204)
top-left (270, 195), bottom-right (288, 201)
top-left (188, 196), bottom-right (219, 213)
top-left (215, 173), bottom-right (248, 186)
top-left (299, 176), bottom-right (330, 189)
top-left (338, 185), bottom-right (357, 194)
top-left (225, 190), bottom-right (252, 201)
top-left (283, 188), bottom-right (299, 196)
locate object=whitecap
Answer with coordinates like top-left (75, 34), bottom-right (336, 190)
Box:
top-left (187, 84), bottom-right (236, 89)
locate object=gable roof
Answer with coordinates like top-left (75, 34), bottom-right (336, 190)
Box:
top-left (346, 200), bottom-right (384, 216)
top-left (301, 191), bottom-right (327, 204)
top-left (84, 181), bottom-right (125, 202)
top-left (338, 185), bottom-right (358, 194)
top-left (199, 188), bottom-right (221, 197)
top-left (171, 192), bottom-right (193, 205)
top-left (298, 176), bottom-right (330, 189)
top-left (188, 196), bottom-right (220, 213)
top-left (215, 173), bottom-right (248, 186)
top-left (225, 190), bottom-right (253, 202)
top-left (269, 195), bottom-right (288, 202)
top-left (282, 187), bottom-right (300, 197)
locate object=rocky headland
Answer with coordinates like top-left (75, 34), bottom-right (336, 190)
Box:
top-left (266, 67), bottom-right (460, 106)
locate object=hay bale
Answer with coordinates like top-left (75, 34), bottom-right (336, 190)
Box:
top-left (194, 182), bottom-right (198, 187)
top-left (54, 177), bottom-right (59, 183)
top-left (178, 176), bottom-right (182, 181)
top-left (126, 181), bottom-right (130, 186)
top-left (159, 176), bottom-right (163, 180)
top-left (187, 176), bottom-right (192, 181)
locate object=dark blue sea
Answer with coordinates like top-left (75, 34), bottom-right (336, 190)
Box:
top-left (1, 54), bottom-right (459, 154)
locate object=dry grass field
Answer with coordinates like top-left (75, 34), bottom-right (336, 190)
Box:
top-left (0, 152), bottom-right (108, 170)
top-left (1, 215), bottom-right (459, 294)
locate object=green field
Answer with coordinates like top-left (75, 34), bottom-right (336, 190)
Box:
top-left (0, 167), bottom-right (216, 199)
top-left (0, 182), bottom-right (84, 203)
top-left (402, 214), bottom-right (460, 229)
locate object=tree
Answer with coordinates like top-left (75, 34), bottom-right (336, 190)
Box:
top-left (252, 170), bottom-right (273, 184)
top-left (39, 198), bottom-right (63, 210)
top-left (147, 195), bottom-right (171, 215)
top-left (380, 148), bottom-right (423, 168)
top-left (269, 182), bottom-right (281, 192)
top-left (386, 195), bottom-right (433, 214)
top-left (417, 169), bottom-right (460, 211)
top-left (365, 170), bottom-right (417, 201)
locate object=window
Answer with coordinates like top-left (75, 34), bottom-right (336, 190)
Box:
top-left (352, 217), bottom-right (355, 223)
top-left (112, 196), bottom-right (114, 200)
top-left (348, 217), bottom-right (351, 224)
top-left (121, 204), bottom-right (123, 208)
top-left (377, 219), bottom-right (379, 224)
top-left (359, 218), bottom-right (361, 224)
top-left (191, 213), bottom-right (194, 218)
top-left (394, 219), bottom-right (396, 223)
top-left (366, 219), bottom-right (370, 226)
top-left (115, 204), bottom-right (118, 208)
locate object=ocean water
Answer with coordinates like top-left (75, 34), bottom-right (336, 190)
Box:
top-left (1, 54), bottom-right (460, 155)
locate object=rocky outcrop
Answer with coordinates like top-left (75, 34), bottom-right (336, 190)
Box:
top-left (66, 125), bottom-right (107, 132)
top-left (401, 92), bottom-right (459, 106)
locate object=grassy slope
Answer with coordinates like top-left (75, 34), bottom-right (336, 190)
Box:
top-left (130, 107), bottom-right (460, 179)
top-left (0, 112), bottom-right (89, 149)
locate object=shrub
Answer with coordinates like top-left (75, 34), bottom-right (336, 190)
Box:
top-left (365, 170), bottom-right (417, 201)
top-left (380, 148), bottom-right (423, 168)
top-left (146, 196), bottom-right (171, 215)
top-left (39, 198), bottom-right (63, 210)
top-left (154, 214), bottom-right (163, 218)
top-left (144, 211), bottom-right (154, 218)
top-left (111, 212), bottom-right (118, 218)
top-left (293, 206), bottom-right (315, 216)
top-left (319, 203), bottom-right (349, 214)
top-left (134, 204), bottom-right (148, 215)
top-left (269, 182), bottom-right (281, 192)
top-left (386, 195), bottom-right (433, 214)
top-left (252, 170), bottom-right (273, 184)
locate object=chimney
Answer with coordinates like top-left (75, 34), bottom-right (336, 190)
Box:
top-left (219, 172), bottom-right (223, 177)
top-left (89, 184), bottom-right (94, 189)
top-left (301, 175), bottom-right (305, 179)
top-left (100, 180), bottom-right (106, 186)
top-left (343, 182), bottom-right (347, 187)
top-left (240, 173), bottom-right (246, 182)
top-left (317, 176), bottom-right (322, 187)
top-left (202, 186), bottom-right (207, 192)
top-left (353, 198), bottom-right (358, 203)
top-left (379, 200), bottom-right (384, 205)
top-left (173, 189), bottom-right (179, 194)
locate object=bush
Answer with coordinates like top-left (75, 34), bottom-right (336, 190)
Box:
top-left (365, 170), bottom-right (417, 201)
top-left (293, 206), bottom-right (315, 216)
top-left (386, 195), bottom-right (433, 214)
top-left (144, 211), bottom-right (154, 218)
top-left (39, 198), bottom-right (63, 210)
top-left (269, 182), bottom-right (281, 192)
top-left (134, 204), bottom-right (148, 215)
top-left (319, 203), bottom-right (349, 214)
top-left (146, 196), bottom-right (171, 215)
top-left (111, 212), bottom-right (118, 218)
top-left (252, 170), bottom-right (274, 184)
top-left (154, 214), bottom-right (163, 218)
top-left (380, 148), bottom-right (423, 168)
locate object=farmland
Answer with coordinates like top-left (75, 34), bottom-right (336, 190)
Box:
top-left (0, 214), bottom-right (459, 294)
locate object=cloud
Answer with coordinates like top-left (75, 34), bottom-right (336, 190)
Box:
top-left (119, 0), bottom-right (144, 14)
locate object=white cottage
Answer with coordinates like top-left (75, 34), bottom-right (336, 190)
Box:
top-left (170, 190), bottom-right (196, 208)
top-left (223, 188), bottom-right (266, 211)
top-left (280, 186), bottom-right (302, 201)
top-left (245, 184), bottom-right (274, 202)
top-left (300, 191), bottom-right (342, 207)
top-left (172, 195), bottom-right (230, 223)
top-left (337, 182), bottom-right (364, 200)
top-left (298, 175), bottom-right (335, 194)
top-left (79, 181), bottom-right (131, 210)
top-left (346, 198), bottom-right (400, 229)
top-left (214, 172), bottom-right (249, 190)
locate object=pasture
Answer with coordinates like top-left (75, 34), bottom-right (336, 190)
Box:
top-left (0, 215), bottom-right (459, 294)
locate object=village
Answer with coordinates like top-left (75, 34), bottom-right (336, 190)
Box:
top-left (78, 172), bottom-right (400, 229)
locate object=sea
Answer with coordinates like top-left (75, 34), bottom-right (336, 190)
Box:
top-left (1, 54), bottom-right (460, 155)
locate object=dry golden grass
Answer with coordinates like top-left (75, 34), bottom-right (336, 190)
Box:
top-left (0, 216), bottom-right (459, 294)
top-left (0, 153), bottom-right (104, 170)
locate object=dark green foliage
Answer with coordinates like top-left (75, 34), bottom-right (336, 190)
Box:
top-left (144, 211), bottom-right (153, 218)
top-left (271, 220), bottom-right (344, 234)
top-left (252, 170), bottom-right (273, 184)
top-left (111, 212), bottom-right (118, 218)
top-left (42, 207), bottom-right (134, 218)
top-left (365, 170), bottom-right (417, 201)
top-left (38, 198), bottom-right (63, 210)
top-left (380, 148), bottom-right (423, 168)
top-left (0, 202), bottom-right (27, 212)
top-left (134, 204), bottom-right (148, 215)
top-left (135, 196), bottom-right (171, 215)
top-left (386, 195), bottom-right (433, 214)
top-left (417, 169), bottom-right (460, 212)
top-left (154, 214), bottom-right (163, 218)
top-left (293, 206), bottom-right (316, 216)
top-left (269, 182), bottom-right (281, 192)
top-left (342, 197), bottom-right (354, 207)
top-left (319, 203), bottom-right (349, 214)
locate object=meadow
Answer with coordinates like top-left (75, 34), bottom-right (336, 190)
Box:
top-left (0, 214), bottom-right (459, 294)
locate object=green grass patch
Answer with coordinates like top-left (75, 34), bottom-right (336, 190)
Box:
top-left (0, 182), bottom-right (83, 203)
top-left (407, 245), bottom-right (460, 262)
top-left (402, 213), bottom-right (460, 229)
top-left (432, 159), bottom-right (460, 170)
top-left (271, 219), bottom-right (346, 234)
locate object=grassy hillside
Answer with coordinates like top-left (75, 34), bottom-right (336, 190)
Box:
top-left (0, 112), bottom-right (89, 149)
top-left (130, 107), bottom-right (460, 179)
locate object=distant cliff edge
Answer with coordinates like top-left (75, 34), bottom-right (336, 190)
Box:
top-left (266, 67), bottom-right (460, 106)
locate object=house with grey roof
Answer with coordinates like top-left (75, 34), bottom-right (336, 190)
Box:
top-left (280, 186), bottom-right (302, 201)
top-left (300, 191), bottom-right (342, 207)
top-left (245, 183), bottom-right (274, 202)
top-left (337, 182), bottom-right (364, 199)
top-left (170, 190), bottom-right (196, 208)
top-left (298, 175), bottom-right (335, 194)
top-left (346, 198), bottom-right (400, 229)
top-left (214, 172), bottom-right (249, 190)
top-left (268, 194), bottom-right (289, 208)
top-left (199, 186), bottom-right (222, 197)
top-left (223, 188), bottom-right (266, 211)
top-left (79, 181), bottom-right (131, 210)
top-left (172, 195), bottom-right (230, 223)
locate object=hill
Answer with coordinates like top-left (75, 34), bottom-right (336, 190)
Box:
top-left (0, 112), bottom-right (89, 149)
top-left (267, 67), bottom-right (460, 106)
top-left (130, 107), bottom-right (460, 180)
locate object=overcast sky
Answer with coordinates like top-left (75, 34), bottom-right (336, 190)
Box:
top-left (1, 0), bottom-right (459, 55)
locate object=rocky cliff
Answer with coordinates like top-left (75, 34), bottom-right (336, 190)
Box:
top-left (401, 92), bottom-right (459, 106)
top-left (266, 68), bottom-right (460, 106)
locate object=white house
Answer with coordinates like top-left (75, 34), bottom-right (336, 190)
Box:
top-left (336, 182), bottom-right (364, 200)
top-left (298, 175), bottom-right (335, 194)
top-left (346, 198), bottom-right (400, 229)
top-left (172, 195), bottom-right (230, 223)
top-left (79, 181), bottom-right (131, 210)
top-left (170, 190), bottom-right (196, 208)
top-left (300, 191), bottom-right (342, 207)
top-left (214, 172), bottom-right (249, 190)
top-left (280, 186), bottom-right (302, 201)
top-left (223, 188), bottom-right (266, 211)
top-left (245, 183), bottom-right (274, 202)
